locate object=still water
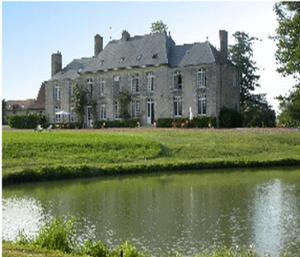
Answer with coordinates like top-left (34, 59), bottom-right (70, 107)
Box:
top-left (3, 169), bottom-right (300, 256)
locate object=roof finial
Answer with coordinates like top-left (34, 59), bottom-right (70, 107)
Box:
top-left (206, 36), bottom-right (209, 41)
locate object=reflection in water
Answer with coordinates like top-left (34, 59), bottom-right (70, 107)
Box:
top-left (3, 169), bottom-right (300, 256)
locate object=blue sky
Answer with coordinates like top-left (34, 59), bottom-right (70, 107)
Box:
top-left (2, 1), bottom-right (296, 111)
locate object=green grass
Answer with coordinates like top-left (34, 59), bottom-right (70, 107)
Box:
top-left (3, 129), bottom-right (300, 184)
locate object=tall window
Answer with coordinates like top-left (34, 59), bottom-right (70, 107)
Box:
top-left (147, 72), bottom-right (155, 92)
top-left (54, 84), bottom-right (61, 101)
top-left (100, 104), bottom-right (107, 120)
top-left (86, 79), bottom-right (93, 97)
top-left (99, 79), bottom-right (106, 96)
top-left (173, 71), bottom-right (182, 90)
top-left (54, 104), bottom-right (61, 123)
top-left (131, 74), bottom-right (139, 93)
top-left (197, 68), bottom-right (207, 88)
top-left (131, 100), bottom-right (140, 118)
top-left (113, 100), bottom-right (120, 119)
top-left (198, 93), bottom-right (207, 115)
top-left (113, 76), bottom-right (120, 94)
top-left (173, 96), bottom-right (182, 117)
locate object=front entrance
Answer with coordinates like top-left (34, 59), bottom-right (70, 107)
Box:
top-left (147, 98), bottom-right (155, 125)
top-left (87, 106), bottom-right (93, 128)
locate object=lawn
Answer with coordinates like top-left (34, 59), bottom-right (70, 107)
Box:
top-left (3, 128), bottom-right (300, 184)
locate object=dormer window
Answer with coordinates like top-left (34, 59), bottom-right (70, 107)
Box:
top-left (119, 57), bottom-right (125, 63)
top-left (100, 59), bottom-right (104, 65)
top-left (136, 55), bottom-right (142, 61)
top-left (152, 53), bottom-right (158, 59)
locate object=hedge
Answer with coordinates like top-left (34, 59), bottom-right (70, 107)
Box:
top-left (93, 119), bottom-right (140, 128)
top-left (8, 114), bottom-right (49, 129)
top-left (219, 107), bottom-right (243, 128)
top-left (156, 117), bottom-right (216, 128)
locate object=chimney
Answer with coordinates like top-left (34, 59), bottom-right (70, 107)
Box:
top-left (51, 51), bottom-right (62, 77)
top-left (94, 34), bottom-right (103, 57)
top-left (219, 30), bottom-right (228, 59)
top-left (121, 30), bottom-right (130, 41)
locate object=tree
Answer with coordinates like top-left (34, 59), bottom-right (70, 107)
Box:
top-left (229, 31), bottom-right (260, 107)
top-left (274, 2), bottom-right (300, 82)
top-left (273, 2), bottom-right (300, 127)
top-left (277, 88), bottom-right (300, 127)
top-left (73, 84), bottom-right (87, 128)
top-left (2, 99), bottom-right (6, 124)
top-left (242, 94), bottom-right (276, 127)
top-left (150, 20), bottom-right (168, 34)
top-left (118, 90), bottom-right (132, 120)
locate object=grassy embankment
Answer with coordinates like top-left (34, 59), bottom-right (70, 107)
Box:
top-left (2, 217), bottom-right (280, 257)
top-left (3, 129), bottom-right (300, 184)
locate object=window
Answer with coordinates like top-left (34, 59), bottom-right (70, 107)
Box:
top-left (131, 100), bottom-right (140, 118)
top-left (119, 57), bottom-right (125, 63)
top-left (86, 79), bottom-right (93, 97)
top-left (113, 76), bottom-right (120, 94)
top-left (99, 79), bottom-right (106, 96)
top-left (100, 104), bottom-right (107, 120)
top-left (197, 68), bottom-right (207, 88)
top-left (131, 74), bottom-right (139, 93)
top-left (233, 73), bottom-right (238, 87)
top-left (147, 72), bottom-right (155, 92)
top-left (136, 54), bottom-right (142, 61)
top-left (54, 84), bottom-right (61, 101)
top-left (152, 53), bottom-right (158, 59)
top-left (55, 104), bottom-right (61, 123)
top-left (173, 71), bottom-right (182, 90)
top-left (69, 83), bottom-right (74, 99)
top-left (173, 96), bottom-right (182, 117)
top-left (113, 100), bottom-right (120, 119)
top-left (198, 93), bottom-right (207, 115)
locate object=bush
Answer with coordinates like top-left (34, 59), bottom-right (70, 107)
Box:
top-left (8, 114), bottom-right (48, 129)
top-left (156, 117), bottom-right (216, 128)
top-left (219, 108), bottom-right (242, 128)
top-left (82, 240), bottom-right (110, 257)
top-left (93, 119), bottom-right (140, 128)
top-left (34, 217), bottom-right (76, 253)
top-left (111, 241), bottom-right (146, 257)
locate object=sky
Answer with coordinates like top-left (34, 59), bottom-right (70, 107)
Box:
top-left (2, 1), bottom-right (297, 112)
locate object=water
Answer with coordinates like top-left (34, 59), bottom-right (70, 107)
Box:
top-left (3, 168), bottom-right (300, 256)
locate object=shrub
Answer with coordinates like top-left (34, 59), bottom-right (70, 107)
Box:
top-left (34, 217), bottom-right (76, 253)
top-left (157, 117), bottom-right (216, 128)
top-left (81, 240), bottom-right (110, 257)
top-left (111, 241), bottom-right (147, 257)
top-left (8, 114), bottom-right (48, 129)
top-left (219, 107), bottom-right (242, 128)
top-left (93, 119), bottom-right (140, 128)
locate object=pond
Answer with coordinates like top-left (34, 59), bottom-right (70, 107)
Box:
top-left (3, 168), bottom-right (300, 256)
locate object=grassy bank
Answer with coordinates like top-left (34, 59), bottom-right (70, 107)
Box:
top-left (3, 128), bottom-right (300, 184)
top-left (2, 217), bottom-right (286, 257)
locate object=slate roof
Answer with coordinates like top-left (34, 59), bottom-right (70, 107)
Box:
top-left (50, 32), bottom-right (233, 80)
top-left (50, 58), bottom-right (92, 81)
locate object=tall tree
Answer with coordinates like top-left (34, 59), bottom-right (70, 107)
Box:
top-left (2, 99), bottom-right (7, 124)
top-left (150, 20), bottom-right (168, 34)
top-left (273, 2), bottom-right (300, 127)
top-left (73, 84), bottom-right (87, 128)
top-left (229, 31), bottom-right (260, 107)
top-left (274, 2), bottom-right (300, 82)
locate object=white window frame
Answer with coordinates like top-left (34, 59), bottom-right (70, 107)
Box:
top-left (86, 78), bottom-right (93, 97)
top-left (197, 68), bottom-right (207, 88)
top-left (99, 79), bottom-right (106, 96)
top-left (173, 71), bottom-right (183, 90)
top-left (198, 93), bottom-right (207, 116)
top-left (100, 104), bottom-right (107, 120)
top-left (54, 84), bottom-right (61, 101)
top-left (113, 100), bottom-right (120, 119)
top-left (173, 96), bottom-right (182, 117)
top-left (55, 104), bottom-right (61, 123)
top-left (131, 74), bottom-right (140, 93)
top-left (131, 100), bottom-right (140, 118)
top-left (147, 72), bottom-right (155, 92)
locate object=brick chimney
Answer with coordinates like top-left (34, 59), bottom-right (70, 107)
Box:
top-left (219, 30), bottom-right (228, 59)
top-left (94, 34), bottom-right (103, 57)
top-left (51, 51), bottom-right (62, 77)
top-left (121, 30), bottom-right (130, 41)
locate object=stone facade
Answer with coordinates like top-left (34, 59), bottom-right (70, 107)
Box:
top-left (44, 30), bottom-right (240, 127)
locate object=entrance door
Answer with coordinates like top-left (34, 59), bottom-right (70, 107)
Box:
top-left (87, 106), bottom-right (93, 128)
top-left (147, 98), bottom-right (155, 125)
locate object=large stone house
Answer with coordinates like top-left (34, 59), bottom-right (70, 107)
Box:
top-left (44, 30), bottom-right (240, 127)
